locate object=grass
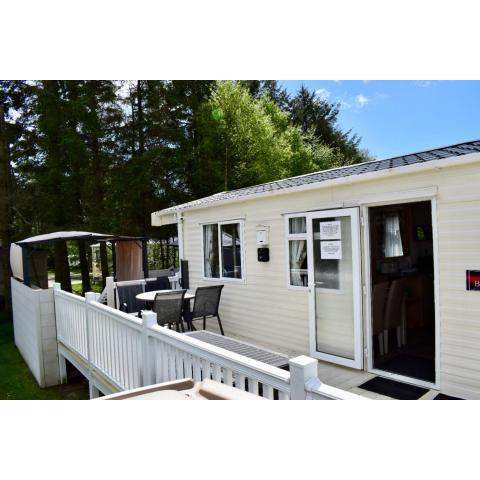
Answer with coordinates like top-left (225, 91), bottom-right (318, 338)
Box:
top-left (0, 310), bottom-right (89, 400)
top-left (71, 278), bottom-right (104, 296)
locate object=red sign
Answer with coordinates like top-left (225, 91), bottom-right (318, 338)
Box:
top-left (466, 270), bottom-right (480, 291)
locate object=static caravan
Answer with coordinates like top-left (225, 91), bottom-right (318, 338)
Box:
top-left (152, 140), bottom-right (480, 399)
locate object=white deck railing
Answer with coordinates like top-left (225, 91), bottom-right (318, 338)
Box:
top-left (55, 289), bottom-right (88, 359)
top-left (53, 284), bottom-right (365, 400)
top-left (145, 320), bottom-right (291, 399)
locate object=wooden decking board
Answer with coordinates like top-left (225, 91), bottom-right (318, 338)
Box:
top-left (184, 331), bottom-right (289, 368)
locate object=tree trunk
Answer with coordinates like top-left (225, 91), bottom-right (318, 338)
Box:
top-left (100, 242), bottom-right (109, 288)
top-left (54, 242), bottom-right (72, 292)
top-left (0, 103), bottom-right (12, 312)
top-left (160, 239), bottom-right (165, 270)
top-left (78, 240), bottom-right (91, 295)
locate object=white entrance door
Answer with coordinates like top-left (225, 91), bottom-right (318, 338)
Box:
top-left (307, 208), bottom-right (363, 369)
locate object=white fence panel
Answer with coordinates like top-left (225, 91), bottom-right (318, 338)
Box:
top-left (147, 324), bottom-right (292, 399)
top-left (54, 287), bottom-right (88, 359)
top-left (51, 285), bottom-right (365, 400)
top-left (87, 301), bottom-right (143, 391)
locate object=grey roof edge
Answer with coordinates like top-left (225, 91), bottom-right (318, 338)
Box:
top-left (153, 139), bottom-right (480, 218)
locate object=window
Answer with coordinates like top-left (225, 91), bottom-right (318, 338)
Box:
top-left (203, 221), bottom-right (244, 280)
top-left (286, 215), bottom-right (308, 287)
top-left (203, 223), bottom-right (219, 278)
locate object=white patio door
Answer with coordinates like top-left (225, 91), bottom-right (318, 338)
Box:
top-left (307, 208), bottom-right (363, 369)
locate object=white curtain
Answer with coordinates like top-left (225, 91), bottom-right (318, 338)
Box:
top-left (289, 240), bottom-right (307, 286)
top-left (383, 213), bottom-right (403, 258)
top-left (289, 217), bottom-right (306, 234)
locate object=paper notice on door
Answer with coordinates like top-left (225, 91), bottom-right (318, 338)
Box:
top-left (320, 240), bottom-right (342, 259)
top-left (319, 221), bottom-right (341, 240)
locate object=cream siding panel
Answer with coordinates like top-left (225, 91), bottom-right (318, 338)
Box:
top-left (180, 161), bottom-right (480, 398)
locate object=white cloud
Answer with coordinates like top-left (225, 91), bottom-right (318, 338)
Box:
top-left (416, 80), bottom-right (431, 88)
top-left (315, 88), bottom-right (331, 101)
top-left (338, 99), bottom-right (352, 109)
top-left (355, 94), bottom-right (370, 107)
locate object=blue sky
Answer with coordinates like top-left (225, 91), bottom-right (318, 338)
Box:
top-left (280, 81), bottom-right (480, 159)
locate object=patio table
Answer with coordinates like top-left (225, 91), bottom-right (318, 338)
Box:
top-left (136, 290), bottom-right (195, 302)
top-left (184, 330), bottom-right (289, 369)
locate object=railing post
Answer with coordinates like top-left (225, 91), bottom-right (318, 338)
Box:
top-left (53, 282), bottom-right (61, 353)
top-left (85, 292), bottom-right (96, 398)
top-left (289, 356), bottom-right (320, 400)
top-left (141, 310), bottom-right (157, 387)
top-left (106, 276), bottom-right (115, 308)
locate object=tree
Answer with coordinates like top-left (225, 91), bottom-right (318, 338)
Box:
top-left (288, 85), bottom-right (365, 165)
top-left (194, 81), bottom-right (329, 193)
top-left (239, 80), bottom-right (290, 110)
top-left (0, 94), bottom-right (12, 310)
top-left (0, 81), bottom-right (33, 310)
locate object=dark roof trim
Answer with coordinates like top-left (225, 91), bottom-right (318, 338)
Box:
top-left (16, 231), bottom-right (146, 246)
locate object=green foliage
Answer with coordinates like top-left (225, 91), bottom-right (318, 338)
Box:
top-left (197, 81), bottom-right (320, 190)
top-left (0, 311), bottom-right (88, 399)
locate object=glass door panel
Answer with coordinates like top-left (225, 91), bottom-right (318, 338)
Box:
top-left (307, 208), bottom-right (362, 369)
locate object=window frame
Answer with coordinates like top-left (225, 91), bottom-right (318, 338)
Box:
top-left (201, 219), bottom-right (246, 283)
top-left (285, 214), bottom-right (309, 290)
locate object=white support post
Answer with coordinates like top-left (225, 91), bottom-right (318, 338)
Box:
top-left (89, 383), bottom-right (100, 399)
top-left (53, 283), bottom-right (61, 361)
top-left (141, 310), bottom-right (157, 387)
top-left (58, 353), bottom-right (68, 384)
top-left (85, 292), bottom-right (96, 398)
top-left (106, 276), bottom-right (115, 308)
top-left (289, 355), bottom-right (320, 400)
top-left (177, 214), bottom-right (184, 284)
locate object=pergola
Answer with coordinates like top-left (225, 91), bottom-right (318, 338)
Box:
top-left (14, 231), bottom-right (148, 291)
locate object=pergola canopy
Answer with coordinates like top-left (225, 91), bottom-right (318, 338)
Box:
top-left (13, 231), bottom-right (148, 288)
top-left (16, 231), bottom-right (145, 246)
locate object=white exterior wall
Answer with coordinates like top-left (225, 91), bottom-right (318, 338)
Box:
top-left (180, 161), bottom-right (480, 398)
top-left (11, 278), bottom-right (60, 387)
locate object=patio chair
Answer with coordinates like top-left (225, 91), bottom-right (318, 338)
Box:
top-left (116, 283), bottom-right (144, 315)
top-left (145, 276), bottom-right (171, 292)
top-left (153, 289), bottom-right (187, 332)
top-left (185, 285), bottom-right (224, 335)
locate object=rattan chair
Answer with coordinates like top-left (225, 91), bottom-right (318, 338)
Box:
top-left (116, 284), bottom-right (144, 315)
top-left (153, 289), bottom-right (187, 332)
top-left (185, 285), bottom-right (224, 335)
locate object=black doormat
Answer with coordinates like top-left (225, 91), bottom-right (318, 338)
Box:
top-left (358, 377), bottom-right (429, 400)
top-left (374, 353), bottom-right (435, 383)
top-left (433, 393), bottom-right (464, 400)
